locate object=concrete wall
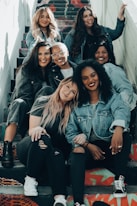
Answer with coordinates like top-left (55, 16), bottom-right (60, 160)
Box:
top-left (0, 0), bottom-right (37, 122)
top-left (90, 0), bottom-right (137, 90)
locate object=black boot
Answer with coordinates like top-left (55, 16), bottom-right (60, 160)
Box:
top-left (2, 141), bottom-right (14, 168)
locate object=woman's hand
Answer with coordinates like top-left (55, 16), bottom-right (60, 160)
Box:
top-left (118, 3), bottom-right (127, 21)
top-left (109, 126), bottom-right (123, 155)
top-left (29, 126), bottom-right (49, 142)
top-left (88, 143), bottom-right (105, 160)
top-left (73, 133), bottom-right (86, 145)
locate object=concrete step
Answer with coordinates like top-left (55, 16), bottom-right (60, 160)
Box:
top-left (23, 32), bottom-right (27, 41)
top-left (45, 0), bottom-right (90, 4)
top-left (17, 57), bottom-right (24, 67)
top-left (21, 40), bottom-right (28, 48)
top-left (0, 184), bottom-right (137, 206)
top-left (1, 184), bottom-right (137, 196)
top-left (19, 48), bottom-right (28, 57)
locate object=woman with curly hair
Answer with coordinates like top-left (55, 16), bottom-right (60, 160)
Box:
top-left (66, 59), bottom-right (131, 205)
top-left (64, 4), bottom-right (126, 64)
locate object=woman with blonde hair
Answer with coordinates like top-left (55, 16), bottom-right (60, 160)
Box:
top-left (17, 77), bottom-right (78, 206)
top-left (25, 6), bottom-right (62, 62)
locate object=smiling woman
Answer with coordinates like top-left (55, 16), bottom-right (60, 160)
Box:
top-left (66, 59), bottom-right (131, 205)
top-left (47, 42), bottom-right (77, 90)
top-left (1, 41), bottom-right (54, 169)
top-left (16, 77), bottom-right (78, 206)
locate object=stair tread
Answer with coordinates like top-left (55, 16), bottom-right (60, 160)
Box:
top-left (0, 185), bottom-right (137, 195)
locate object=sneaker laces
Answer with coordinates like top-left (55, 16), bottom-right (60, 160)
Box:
top-left (74, 203), bottom-right (85, 206)
top-left (114, 176), bottom-right (125, 192)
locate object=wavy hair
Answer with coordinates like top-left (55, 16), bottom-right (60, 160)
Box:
top-left (22, 41), bottom-right (52, 75)
top-left (71, 6), bottom-right (102, 58)
top-left (31, 77), bottom-right (78, 134)
top-left (72, 59), bottom-right (113, 106)
top-left (31, 7), bottom-right (60, 40)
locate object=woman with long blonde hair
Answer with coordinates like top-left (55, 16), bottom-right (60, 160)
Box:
top-left (17, 77), bottom-right (78, 206)
top-left (25, 6), bottom-right (62, 62)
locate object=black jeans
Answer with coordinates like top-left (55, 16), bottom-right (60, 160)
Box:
top-left (17, 135), bottom-right (67, 196)
top-left (70, 132), bottom-right (132, 204)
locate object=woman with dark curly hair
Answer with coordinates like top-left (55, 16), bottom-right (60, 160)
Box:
top-left (64, 4), bottom-right (126, 64)
top-left (66, 59), bottom-right (131, 206)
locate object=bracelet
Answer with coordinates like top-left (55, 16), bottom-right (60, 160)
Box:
top-left (84, 141), bottom-right (89, 148)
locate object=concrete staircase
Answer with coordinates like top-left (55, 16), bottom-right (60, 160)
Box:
top-left (1, 0), bottom-right (137, 206)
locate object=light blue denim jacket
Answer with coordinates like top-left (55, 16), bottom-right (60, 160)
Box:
top-left (104, 63), bottom-right (137, 111)
top-left (64, 19), bottom-right (125, 64)
top-left (26, 30), bottom-right (62, 50)
top-left (66, 93), bottom-right (130, 147)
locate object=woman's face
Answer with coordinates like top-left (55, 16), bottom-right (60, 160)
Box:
top-left (82, 10), bottom-right (94, 28)
top-left (51, 46), bottom-right (68, 67)
top-left (95, 46), bottom-right (109, 64)
top-left (59, 82), bottom-right (78, 103)
top-left (38, 11), bottom-right (50, 28)
top-left (81, 66), bottom-right (99, 91)
top-left (38, 46), bottom-right (51, 68)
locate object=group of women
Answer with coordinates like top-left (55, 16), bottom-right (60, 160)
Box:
top-left (2, 3), bottom-right (137, 206)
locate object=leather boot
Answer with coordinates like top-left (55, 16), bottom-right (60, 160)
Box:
top-left (2, 141), bottom-right (14, 168)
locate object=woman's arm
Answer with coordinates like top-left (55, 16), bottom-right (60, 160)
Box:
top-left (29, 115), bottom-right (47, 142)
top-left (118, 3), bottom-right (126, 21)
top-left (104, 63), bottom-right (137, 110)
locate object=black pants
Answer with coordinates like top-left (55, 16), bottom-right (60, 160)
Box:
top-left (17, 135), bottom-right (67, 196)
top-left (70, 132), bottom-right (131, 204)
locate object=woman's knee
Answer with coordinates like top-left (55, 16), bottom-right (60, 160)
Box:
top-left (73, 146), bottom-right (85, 153)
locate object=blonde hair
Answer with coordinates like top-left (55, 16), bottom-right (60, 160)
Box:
top-left (32, 77), bottom-right (78, 134)
top-left (31, 7), bottom-right (60, 40)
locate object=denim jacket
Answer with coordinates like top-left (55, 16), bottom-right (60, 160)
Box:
top-left (64, 19), bottom-right (125, 64)
top-left (104, 63), bottom-right (137, 111)
top-left (11, 66), bottom-right (51, 108)
top-left (66, 93), bottom-right (130, 146)
top-left (26, 30), bottom-right (62, 50)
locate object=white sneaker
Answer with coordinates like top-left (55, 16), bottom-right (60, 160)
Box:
top-left (53, 195), bottom-right (66, 206)
top-left (113, 175), bottom-right (127, 198)
top-left (24, 175), bottom-right (38, 196)
top-left (74, 203), bottom-right (86, 206)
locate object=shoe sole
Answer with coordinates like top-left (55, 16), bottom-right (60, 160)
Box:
top-left (113, 193), bottom-right (127, 198)
top-left (24, 192), bottom-right (38, 196)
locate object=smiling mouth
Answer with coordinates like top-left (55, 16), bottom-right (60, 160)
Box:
top-left (89, 82), bottom-right (95, 87)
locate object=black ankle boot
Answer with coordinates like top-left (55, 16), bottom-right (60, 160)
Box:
top-left (2, 141), bottom-right (14, 168)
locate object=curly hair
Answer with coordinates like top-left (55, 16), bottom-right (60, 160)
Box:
top-left (94, 35), bottom-right (116, 64)
top-left (31, 7), bottom-right (61, 41)
top-left (72, 59), bottom-right (113, 106)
